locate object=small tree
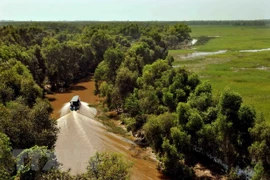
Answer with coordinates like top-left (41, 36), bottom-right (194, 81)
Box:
top-left (87, 151), bottom-right (133, 180)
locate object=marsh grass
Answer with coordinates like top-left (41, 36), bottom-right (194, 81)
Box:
top-left (171, 25), bottom-right (270, 121)
top-left (190, 25), bottom-right (270, 51)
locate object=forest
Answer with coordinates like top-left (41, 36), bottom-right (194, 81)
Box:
top-left (0, 21), bottom-right (269, 180)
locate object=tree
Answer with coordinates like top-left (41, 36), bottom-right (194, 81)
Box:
top-left (115, 67), bottom-right (137, 99)
top-left (87, 151), bottom-right (133, 180)
top-left (0, 132), bottom-right (15, 180)
top-left (90, 30), bottom-right (115, 62)
top-left (143, 113), bottom-right (177, 152)
top-left (161, 138), bottom-right (194, 179)
top-left (120, 23), bottom-right (141, 40)
top-left (137, 59), bottom-right (170, 88)
top-left (15, 146), bottom-right (58, 180)
top-left (0, 59), bottom-right (42, 106)
top-left (138, 86), bottom-right (160, 114)
top-left (163, 23), bottom-right (191, 49)
top-left (214, 88), bottom-right (253, 170)
top-left (103, 48), bottom-right (124, 83)
top-left (249, 114), bottom-right (270, 179)
top-left (0, 98), bottom-right (57, 149)
top-left (124, 92), bottom-right (141, 117)
top-left (43, 39), bottom-right (84, 89)
top-left (25, 45), bottom-right (46, 87)
top-left (188, 81), bottom-right (213, 112)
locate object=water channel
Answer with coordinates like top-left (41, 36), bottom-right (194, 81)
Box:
top-left (46, 77), bottom-right (167, 180)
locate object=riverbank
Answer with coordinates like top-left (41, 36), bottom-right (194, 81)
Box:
top-left (46, 77), bottom-right (169, 180)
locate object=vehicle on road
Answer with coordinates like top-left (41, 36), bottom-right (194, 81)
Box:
top-left (70, 95), bottom-right (81, 111)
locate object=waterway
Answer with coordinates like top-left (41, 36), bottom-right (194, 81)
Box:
top-left (177, 50), bottom-right (227, 60)
top-left (46, 77), bottom-right (167, 180)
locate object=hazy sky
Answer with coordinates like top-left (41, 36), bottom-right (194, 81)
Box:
top-left (1, 0), bottom-right (270, 21)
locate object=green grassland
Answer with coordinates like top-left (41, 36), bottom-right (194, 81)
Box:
top-left (191, 25), bottom-right (270, 51)
top-left (170, 25), bottom-right (270, 121)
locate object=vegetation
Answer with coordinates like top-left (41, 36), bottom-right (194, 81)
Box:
top-left (171, 25), bottom-right (270, 121)
top-left (0, 21), bottom-right (270, 179)
top-left (87, 151), bottom-right (133, 180)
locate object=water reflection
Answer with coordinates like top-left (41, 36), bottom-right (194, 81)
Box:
top-left (178, 50), bottom-right (227, 60)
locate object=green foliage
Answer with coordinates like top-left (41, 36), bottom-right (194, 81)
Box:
top-left (16, 146), bottom-right (58, 180)
top-left (161, 138), bottom-right (195, 179)
top-left (252, 161), bottom-right (268, 180)
top-left (0, 132), bottom-right (14, 180)
top-left (177, 102), bottom-right (191, 126)
top-left (214, 88), bottom-right (255, 169)
top-left (163, 23), bottom-right (191, 49)
top-left (188, 81), bottom-right (213, 111)
top-left (170, 127), bottom-right (191, 154)
top-left (186, 111), bottom-right (203, 134)
top-left (34, 169), bottom-right (75, 180)
top-left (0, 59), bottom-right (42, 106)
top-left (3, 22), bottom-right (269, 179)
top-left (90, 30), bottom-right (115, 61)
top-left (0, 98), bottom-right (58, 149)
top-left (144, 113), bottom-right (177, 152)
top-left (249, 115), bottom-right (270, 179)
top-left (138, 86), bottom-right (160, 114)
top-left (137, 59), bottom-right (170, 88)
top-left (94, 61), bottom-right (110, 83)
top-left (122, 117), bottom-right (137, 132)
top-left (87, 151), bottom-right (133, 180)
top-left (115, 67), bottom-right (137, 99)
top-left (120, 23), bottom-right (141, 40)
top-left (103, 48), bottom-right (124, 83)
top-left (219, 88), bottom-right (242, 119)
top-left (124, 93), bottom-right (141, 117)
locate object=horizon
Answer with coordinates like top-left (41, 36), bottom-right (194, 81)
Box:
top-left (1, 0), bottom-right (270, 21)
top-left (1, 19), bottom-right (270, 22)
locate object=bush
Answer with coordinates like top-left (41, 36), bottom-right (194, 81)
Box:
top-left (87, 151), bottom-right (133, 180)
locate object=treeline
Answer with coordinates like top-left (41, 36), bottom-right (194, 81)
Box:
top-left (182, 20), bottom-right (270, 26)
top-left (0, 22), bottom-right (190, 179)
top-left (1, 20), bottom-right (270, 28)
top-left (0, 22), bottom-right (191, 89)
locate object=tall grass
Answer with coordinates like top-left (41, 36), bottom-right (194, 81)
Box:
top-left (171, 25), bottom-right (270, 121)
top-left (190, 25), bottom-right (270, 51)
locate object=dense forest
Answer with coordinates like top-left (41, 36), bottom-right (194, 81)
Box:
top-left (0, 21), bottom-right (269, 180)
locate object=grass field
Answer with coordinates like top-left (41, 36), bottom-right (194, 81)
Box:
top-left (170, 25), bottom-right (270, 121)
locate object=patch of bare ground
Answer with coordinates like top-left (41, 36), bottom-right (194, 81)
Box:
top-left (194, 164), bottom-right (226, 180)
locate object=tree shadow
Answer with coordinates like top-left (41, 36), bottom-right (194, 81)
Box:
top-left (191, 152), bottom-right (226, 177)
top-left (47, 97), bottom-right (56, 102)
top-left (69, 85), bottom-right (87, 91)
top-left (79, 76), bottom-right (93, 82)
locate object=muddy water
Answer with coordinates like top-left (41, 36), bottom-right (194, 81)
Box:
top-left (177, 50), bottom-right (227, 60)
top-left (47, 77), bottom-right (101, 119)
top-left (47, 77), bottom-right (167, 180)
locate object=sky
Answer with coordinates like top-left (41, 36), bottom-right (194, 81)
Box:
top-left (1, 0), bottom-right (270, 21)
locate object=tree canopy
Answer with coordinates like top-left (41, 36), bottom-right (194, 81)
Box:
top-left (0, 21), bottom-right (269, 179)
